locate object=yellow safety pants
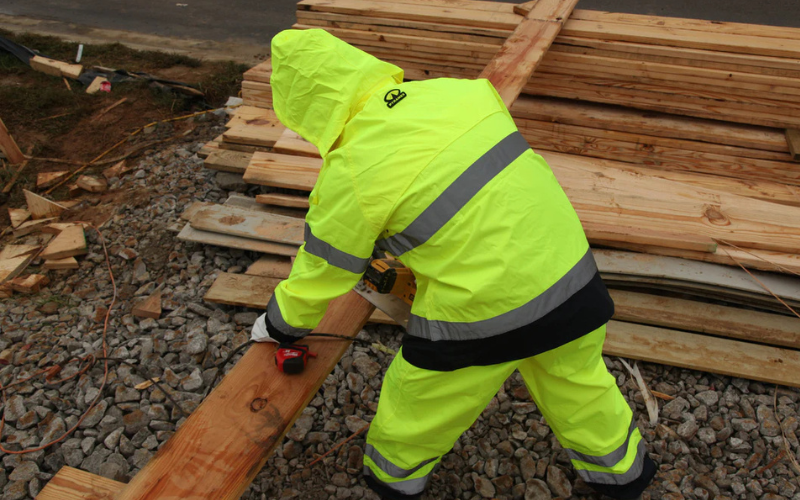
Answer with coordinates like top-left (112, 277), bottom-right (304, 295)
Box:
top-left (363, 325), bottom-right (649, 499)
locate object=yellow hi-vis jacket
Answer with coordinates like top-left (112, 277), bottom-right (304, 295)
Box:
top-left (266, 29), bottom-right (601, 346)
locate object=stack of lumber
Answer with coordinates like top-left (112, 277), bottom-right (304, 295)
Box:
top-left (293, 0), bottom-right (800, 130)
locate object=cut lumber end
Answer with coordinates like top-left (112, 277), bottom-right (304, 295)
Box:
top-left (787, 129), bottom-right (800, 161)
top-left (23, 189), bottom-right (67, 219)
top-left (76, 175), bottom-right (108, 193)
top-left (37, 171), bottom-right (70, 189)
top-left (133, 291), bottom-right (162, 320)
top-left (30, 55), bottom-right (64, 77)
top-left (513, 0), bottom-right (537, 16)
top-left (8, 208), bottom-right (31, 229)
top-left (10, 274), bottom-right (50, 294)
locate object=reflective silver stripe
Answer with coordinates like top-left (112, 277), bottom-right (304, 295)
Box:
top-left (304, 224), bottom-right (370, 274)
top-left (266, 294), bottom-right (313, 338)
top-left (566, 418), bottom-right (637, 467)
top-left (407, 248), bottom-right (597, 341)
top-left (576, 439), bottom-right (647, 485)
top-left (376, 131), bottom-right (530, 257)
top-left (365, 444), bottom-right (438, 479)
top-left (363, 464), bottom-right (431, 495)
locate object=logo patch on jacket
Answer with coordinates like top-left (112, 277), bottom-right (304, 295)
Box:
top-left (384, 89), bottom-right (407, 108)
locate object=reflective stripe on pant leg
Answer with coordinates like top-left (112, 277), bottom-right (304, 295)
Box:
top-left (364, 348), bottom-right (517, 497)
top-left (518, 324), bottom-right (647, 486)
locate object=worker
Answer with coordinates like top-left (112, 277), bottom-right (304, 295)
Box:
top-left (251, 28), bottom-right (656, 500)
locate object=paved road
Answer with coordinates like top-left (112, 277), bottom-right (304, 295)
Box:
top-left (1, 0), bottom-right (799, 50)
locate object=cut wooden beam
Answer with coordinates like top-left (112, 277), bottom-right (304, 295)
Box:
top-left (479, 0), bottom-right (580, 107)
top-left (36, 171), bottom-right (70, 189)
top-left (255, 193), bottom-right (310, 209)
top-left (133, 291), bottom-right (162, 319)
top-left (189, 205), bottom-right (304, 247)
top-left (177, 224), bottom-right (298, 257)
top-left (604, 320), bottom-right (800, 388)
top-left (24, 190), bottom-right (67, 219)
top-left (40, 225), bottom-right (87, 260)
top-left (204, 150), bottom-right (253, 174)
top-left (244, 152), bottom-right (322, 191)
top-left (0, 117), bottom-right (25, 164)
top-left (76, 175), bottom-right (108, 193)
top-left (788, 129), bottom-right (800, 161)
top-left (10, 274), bottom-right (50, 293)
top-left (115, 291), bottom-right (375, 500)
top-left (36, 466), bottom-right (122, 500)
top-left (610, 289), bottom-right (800, 349)
top-left (8, 208), bottom-right (31, 229)
top-left (42, 257), bottom-right (79, 270)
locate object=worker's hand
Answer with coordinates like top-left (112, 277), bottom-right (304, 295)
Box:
top-left (251, 313), bottom-right (279, 343)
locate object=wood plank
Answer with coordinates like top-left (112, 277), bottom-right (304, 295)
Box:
top-left (273, 129), bottom-right (321, 158)
top-left (223, 121), bottom-right (285, 148)
top-left (204, 150), bottom-right (253, 174)
top-left (40, 225), bottom-right (87, 260)
top-left (24, 190), bottom-right (67, 219)
top-left (180, 201), bottom-right (216, 222)
top-left (177, 224), bottom-right (298, 257)
top-left (610, 289), bottom-right (800, 349)
top-left (225, 193), bottom-right (307, 219)
top-left (255, 193), bottom-right (310, 209)
top-left (244, 152), bottom-right (322, 191)
top-left (788, 129), bottom-right (800, 161)
top-left (115, 291), bottom-right (375, 500)
top-left (190, 205), bottom-right (304, 246)
top-left (246, 255), bottom-right (294, 279)
top-left (42, 257), bottom-right (79, 270)
top-left (133, 291), bottom-right (162, 319)
top-left (36, 466), bottom-right (122, 500)
top-left (205, 272), bottom-right (281, 308)
top-left (8, 208), bottom-right (31, 229)
top-left (584, 223), bottom-right (716, 253)
top-left (604, 321), bottom-right (800, 388)
top-left (0, 117), bottom-right (25, 164)
top-left (36, 171), bottom-right (69, 189)
top-left (225, 106), bottom-right (278, 129)
top-left (479, 0), bottom-right (579, 107)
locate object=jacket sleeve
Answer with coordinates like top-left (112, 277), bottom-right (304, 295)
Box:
top-left (264, 153), bottom-right (381, 342)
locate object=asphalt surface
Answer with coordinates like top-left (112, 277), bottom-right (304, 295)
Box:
top-left (1, 0), bottom-right (799, 50)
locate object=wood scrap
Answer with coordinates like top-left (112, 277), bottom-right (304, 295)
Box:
top-left (0, 253), bottom-right (38, 283)
top-left (42, 257), bottom-right (79, 270)
top-left (86, 77), bottom-right (109, 95)
top-left (205, 272), bottom-right (281, 308)
top-left (37, 171), bottom-right (70, 189)
top-left (10, 274), bottom-right (50, 294)
top-left (177, 224), bottom-right (298, 257)
top-left (12, 217), bottom-right (57, 237)
top-left (255, 193), bottom-right (310, 209)
top-left (102, 160), bottom-right (131, 179)
top-left (40, 225), bottom-right (87, 260)
top-left (245, 255), bottom-right (294, 279)
top-left (133, 291), bottom-right (162, 319)
top-left (24, 189), bottom-right (67, 219)
top-left (30, 55), bottom-right (83, 79)
top-left (788, 129), bottom-right (800, 161)
top-left (76, 175), bottom-right (108, 193)
top-left (8, 208), bottom-right (31, 229)
top-left (0, 244), bottom-right (40, 260)
top-left (0, 117), bottom-right (25, 164)
top-left (42, 222), bottom-right (78, 235)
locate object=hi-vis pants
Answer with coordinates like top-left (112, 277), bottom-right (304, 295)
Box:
top-left (363, 325), bottom-right (647, 499)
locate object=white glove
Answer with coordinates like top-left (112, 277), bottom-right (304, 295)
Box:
top-left (251, 313), bottom-right (279, 343)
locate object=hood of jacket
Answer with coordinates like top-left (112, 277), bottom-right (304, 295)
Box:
top-left (270, 29), bottom-right (404, 157)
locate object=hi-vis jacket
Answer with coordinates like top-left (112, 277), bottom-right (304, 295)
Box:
top-left (265, 29), bottom-right (612, 361)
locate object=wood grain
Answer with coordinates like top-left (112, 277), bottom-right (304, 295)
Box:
top-left (189, 205), bottom-right (305, 246)
top-left (36, 466), bottom-right (122, 500)
top-left (244, 152), bottom-right (322, 191)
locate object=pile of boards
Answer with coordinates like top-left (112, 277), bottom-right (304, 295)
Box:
top-left (183, 0), bottom-right (800, 387)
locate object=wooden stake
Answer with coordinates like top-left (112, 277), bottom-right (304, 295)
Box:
top-left (787, 129), bottom-right (800, 161)
top-left (23, 189), bottom-right (67, 219)
top-left (0, 117), bottom-right (24, 164)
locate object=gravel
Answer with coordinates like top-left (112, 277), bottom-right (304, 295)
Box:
top-left (1, 116), bottom-right (799, 500)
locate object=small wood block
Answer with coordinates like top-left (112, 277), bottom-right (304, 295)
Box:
top-left (12, 217), bottom-right (57, 237)
top-left (59, 63), bottom-right (83, 80)
top-left (37, 171), bottom-right (70, 189)
top-left (76, 175), bottom-right (108, 193)
top-left (787, 129), bottom-right (800, 161)
top-left (102, 160), bottom-right (131, 180)
top-left (10, 274), bottom-right (50, 293)
top-left (36, 466), bottom-right (123, 500)
top-left (132, 291), bottom-right (162, 319)
top-left (86, 77), bottom-right (109, 94)
top-left (40, 225), bottom-right (87, 260)
top-left (8, 208), bottom-right (31, 228)
top-left (42, 257), bottom-right (79, 270)
top-left (24, 189), bottom-right (67, 219)
top-left (0, 244), bottom-right (40, 260)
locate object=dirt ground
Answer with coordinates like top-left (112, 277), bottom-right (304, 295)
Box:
top-left (0, 30), bottom-right (248, 226)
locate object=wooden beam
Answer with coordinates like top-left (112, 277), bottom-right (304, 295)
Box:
top-left (604, 320), bottom-right (800, 388)
top-left (36, 466), bottom-right (122, 500)
top-left (115, 291), bottom-right (375, 500)
top-left (0, 117), bottom-right (25, 164)
top-left (787, 129), bottom-right (800, 161)
top-left (478, 0), bottom-right (579, 107)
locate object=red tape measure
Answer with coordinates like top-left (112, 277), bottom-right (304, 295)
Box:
top-left (275, 344), bottom-right (318, 374)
